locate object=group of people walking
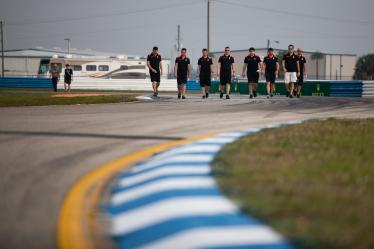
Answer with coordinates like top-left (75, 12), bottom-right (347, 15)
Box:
top-left (147, 44), bottom-right (307, 99)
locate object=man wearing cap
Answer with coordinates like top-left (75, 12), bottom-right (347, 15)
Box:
top-left (147, 46), bottom-right (163, 97)
top-left (282, 44), bottom-right (300, 98)
top-left (296, 48), bottom-right (307, 98)
top-left (174, 48), bottom-right (191, 99)
top-left (218, 46), bottom-right (235, 99)
top-left (242, 47), bottom-right (261, 99)
top-left (197, 48), bottom-right (213, 99)
top-left (262, 48), bottom-right (279, 98)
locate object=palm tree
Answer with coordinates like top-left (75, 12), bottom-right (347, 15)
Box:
top-left (311, 52), bottom-right (324, 80)
top-left (354, 54), bottom-right (374, 80)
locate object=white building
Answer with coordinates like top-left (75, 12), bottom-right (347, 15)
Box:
top-left (210, 48), bottom-right (356, 80)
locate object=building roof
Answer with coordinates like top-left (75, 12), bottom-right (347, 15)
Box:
top-left (2, 47), bottom-right (142, 59)
top-left (211, 48), bottom-right (356, 56)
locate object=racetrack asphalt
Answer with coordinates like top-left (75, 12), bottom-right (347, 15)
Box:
top-left (1, 93), bottom-right (374, 249)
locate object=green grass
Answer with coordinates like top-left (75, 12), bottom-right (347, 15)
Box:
top-left (212, 119), bottom-right (374, 249)
top-left (0, 93), bottom-right (137, 107)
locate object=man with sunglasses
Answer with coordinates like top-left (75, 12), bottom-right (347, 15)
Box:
top-left (282, 44), bottom-right (300, 98)
top-left (218, 46), bottom-right (235, 99)
top-left (242, 47), bottom-right (261, 99)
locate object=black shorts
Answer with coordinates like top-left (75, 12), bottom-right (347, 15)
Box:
top-left (64, 79), bottom-right (71, 84)
top-left (265, 71), bottom-right (276, 84)
top-left (297, 75), bottom-right (304, 85)
top-left (247, 72), bottom-right (259, 83)
top-left (150, 71), bottom-right (160, 82)
top-left (220, 73), bottom-right (232, 85)
top-left (177, 76), bottom-right (187, 85)
top-left (199, 74), bottom-right (211, 87)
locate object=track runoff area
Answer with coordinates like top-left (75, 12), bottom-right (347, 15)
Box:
top-left (147, 45), bottom-right (306, 100)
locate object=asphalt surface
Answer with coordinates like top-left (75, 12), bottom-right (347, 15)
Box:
top-left (0, 94), bottom-right (374, 249)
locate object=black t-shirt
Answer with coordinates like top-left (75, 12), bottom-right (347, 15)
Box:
top-left (283, 53), bottom-right (298, 72)
top-left (175, 56), bottom-right (190, 77)
top-left (147, 53), bottom-right (162, 73)
top-left (297, 55), bottom-right (306, 73)
top-left (263, 56), bottom-right (278, 72)
top-left (64, 68), bottom-right (73, 80)
top-left (198, 56), bottom-right (213, 75)
top-left (244, 55), bottom-right (261, 74)
top-left (218, 55), bottom-right (234, 74)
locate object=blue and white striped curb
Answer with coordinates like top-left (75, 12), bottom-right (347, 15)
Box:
top-left (105, 121), bottom-right (303, 249)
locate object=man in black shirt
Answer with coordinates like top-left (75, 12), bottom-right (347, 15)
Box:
top-left (64, 64), bottom-right (73, 92)
top-left (197, 48), bottom-right (213, 99)
top-left (296, 48), bottom-right (307, 98)
top-left (282, 44), bottom-right (300, 98)
top-left (218, 46), bottom-right (235, 99)
top-left (147, 46), bottom-right (163, 97)
top-left (174, 48), bottom-right (191, 99)
top-left (262, 48), bottom-right (279, 98)
top-left (242, 47), bottom-right (261, 99)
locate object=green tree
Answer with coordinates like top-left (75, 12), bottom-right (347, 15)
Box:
top-left (354, 54), bottom-right (374, 80)
top-left (311, 52), bottom-right (324, 80)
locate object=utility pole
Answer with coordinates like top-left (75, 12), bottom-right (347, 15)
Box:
top-left (64, 38), bottom-right (71, 55)
top-left (1, 21), bottom-right (4, 77)
top-left (177, 24), bottom-right (181, 52)
top-left (207, 0), bottom-right (211, 52)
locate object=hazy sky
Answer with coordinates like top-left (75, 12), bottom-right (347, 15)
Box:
top-left (1, 0), bottom-right (374, 63)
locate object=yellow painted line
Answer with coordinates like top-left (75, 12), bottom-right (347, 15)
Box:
top-left (57, 133), bottom-right (215, 249)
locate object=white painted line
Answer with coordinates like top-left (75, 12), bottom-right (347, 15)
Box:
top-left (111, 197), bottom-right (238, 236)
top-left (196, 137), bottom-right (237, 144)
top-left (131, 155), bottom-right (214, 173)
top-left (117, 166), bottom-right (211, 188)
top-left (139, 226), bottom-right (284, 249)
top-left (150, 145), bottom-right (222, 161)
top-left (111, 177), bottom-right (216, 206)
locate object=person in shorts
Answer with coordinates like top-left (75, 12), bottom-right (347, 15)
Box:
top-left (282, 44), bottom-right (300, 98)
top-left (218, 46), bottom-right (235, 99)
top-left (242, 47), bottom-right (261, 99)
top-left (174, 48), bottom-right (191, 99)
top-left (146, 46), bottom-right (163, 97)
top-left (197, 48), bottom-right (213, 99)
top-left (64, 64), bottom-right (73, 92)
top-left (262, 48), bottom-right (279, 98)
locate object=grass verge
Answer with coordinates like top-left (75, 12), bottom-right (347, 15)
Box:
top-left (212, 118), bottom-right (374, 249)
top-left (0, 92), bottom-right (137, 107)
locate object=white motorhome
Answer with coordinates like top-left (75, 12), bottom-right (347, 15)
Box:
top-left (46, 55), bottom-right (170, 79)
